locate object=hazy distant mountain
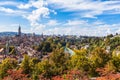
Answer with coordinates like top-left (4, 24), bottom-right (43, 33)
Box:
top-left (0, 32), bottom-right (40, 37)
top-left (0, 32), bottom-right (18, 37)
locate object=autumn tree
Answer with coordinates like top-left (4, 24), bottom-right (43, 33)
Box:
top-left (0, 58), bottom-right (17, 79)
top-left (3, 69), bottom-right (30, 80)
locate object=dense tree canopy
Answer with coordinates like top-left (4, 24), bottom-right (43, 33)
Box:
top-left (0, 34), bottom-right (120, 79)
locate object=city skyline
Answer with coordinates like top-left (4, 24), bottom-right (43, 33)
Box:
top-left (0, 0), bottom-right (120, 36)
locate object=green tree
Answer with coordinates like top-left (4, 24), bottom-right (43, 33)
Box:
top-left (49, 48), bottom-right (70, 75)
top-left (70, 49), bottom-right (90, 72)
top-left (89, 47), bottom-right (111, 76)
top-left (37, 47), bottom-right (70, 78)
top-left (37, 59), bottom-right (52, 78)
top-left (112, 55), bottom-right (120, 72)
top-left (29, 58), bottom-right (40, 80)
top-left (20, 55), bottom-right (31, 74)
top-left (91, 47), bottom-right (110, 68)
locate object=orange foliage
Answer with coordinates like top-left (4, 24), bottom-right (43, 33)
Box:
top-left (52, 70), bottom-right (89, 80)
top-left (96, 73), bottom-right (120, 80)
top-left (3, 69), bottom-right (31, 80)
top-left (96, 64), bottom-right (120, 80)
top-left (52, 76), bottom-right (64, 80)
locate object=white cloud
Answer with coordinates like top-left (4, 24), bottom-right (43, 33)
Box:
top-left (42, 20), bottom-right (120, 36)
top-left (65, 20), bottom-right (87, 26)
top-left (0, 24), bottom-right (30, 33)
top-left (17, 0), bottom-right (47, 9)
top-left (0, 7), bottom-right (14, 13)
top-left (0, 0), bottom-right (55, 33)
top-left (26, 7), bottom-right (49, 22)
top-left (0, 25), bottom-right (16, 32)
top-left (92, 21), bottom-right (105, 25)
top-left (18, 4), bottom-right (31, 9)
top-left (116, 28), bottom-right (120, 33)
top-left (18, 0), bottom-right (54, 33)
top-left (0, 1), bottom-right (18, 6)
top-left (30, 23), bottom-right (46, 33)
top-left (0, 1), bottom-right (27, 15)
top-left (0, 6), bottom-right (28, 16)
top-left (47, 20), bottom-right (59, 26)
top-left (47, 0), bottom-right (120, 18)
top-left (0, 0), bottom-right (120, 36)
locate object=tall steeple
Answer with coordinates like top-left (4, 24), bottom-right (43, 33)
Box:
top-left (18, 25), bottom-right (21, 37)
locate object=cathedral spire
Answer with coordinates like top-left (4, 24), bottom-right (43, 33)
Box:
top-left (18, 25), bottom-right (21, 37)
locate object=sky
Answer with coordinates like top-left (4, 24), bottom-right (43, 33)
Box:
top-left (0, 0), bottom-right (120, 36)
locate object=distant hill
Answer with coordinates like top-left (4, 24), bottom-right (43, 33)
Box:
top-left (0, 32), bottom-right (40, 37)
top-left (0, 32), bottom-right (18, 37)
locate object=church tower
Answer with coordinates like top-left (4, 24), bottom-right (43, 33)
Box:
top-left (18, 25), bottom-right (21, 37)
top-left (18, 25), bottom-right (21, 45)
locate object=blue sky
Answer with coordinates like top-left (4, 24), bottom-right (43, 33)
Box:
top-left (0, 0), bottom-right (120, 36)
